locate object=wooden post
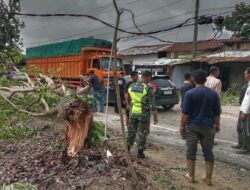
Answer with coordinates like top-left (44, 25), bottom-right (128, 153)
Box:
top-left (111, 0), bottom-right (137, 180)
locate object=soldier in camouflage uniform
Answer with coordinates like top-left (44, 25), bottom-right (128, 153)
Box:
top-left (127, 71), bottom-right (158, 159)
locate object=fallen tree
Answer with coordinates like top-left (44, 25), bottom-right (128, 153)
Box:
top-left (0, 74), bottom-right (95, 157)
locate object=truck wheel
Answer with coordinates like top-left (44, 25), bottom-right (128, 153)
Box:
top-left (162, 105), bottom-right (174, 110)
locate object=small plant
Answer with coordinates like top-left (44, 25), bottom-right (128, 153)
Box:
top-left (1, 182), bottom-right (38, 190)
top-left (221, 83), bottom-right (241, 106)
top-left (0, 77), bottom-right (10, 87)
top-left (152, 174), bottom-right (181, 190)
top-left (0, 124), bottom-right (52, 141)
top-left (87, 121), bottom-right (107, 147)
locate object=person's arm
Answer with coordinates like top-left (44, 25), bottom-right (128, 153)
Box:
top-left (179, 113), bottom-right (188, 137)
top-left (179, 92), bottom-right (191, 137)
top-left (214, 116), bottom-right (221, 132)
top-left (87, 76), bottom-right (93, 86)
top-left (125, 92), bottom-right (130, 110)
top-left (240, 87), bottom-right (250, 120)
top-left (215, 80), bottom-right (222, 95)
top-left (125, 83), bottom-right (130, 109)
top-left (148, 87), bottom-right (158, 124)
top-left (213, 93), bottom-right (221, 132)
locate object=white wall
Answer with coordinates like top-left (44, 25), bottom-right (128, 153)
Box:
top-left (122, 56), bottom-right (133, 65)
top-left (133, 54), bottom-right (158, 65)
top-left (122, 54), bottom-right (158, 65)
top-left (172, 65), bottom-right (192, 89)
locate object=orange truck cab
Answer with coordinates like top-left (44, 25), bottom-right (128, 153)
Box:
top-left (82, 48), bottom-right (124, 86)
top-left (26, 38), bottom-right (125, 87)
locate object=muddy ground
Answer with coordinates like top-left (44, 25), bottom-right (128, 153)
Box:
top-left (0, 117), bottom-right (250, 190)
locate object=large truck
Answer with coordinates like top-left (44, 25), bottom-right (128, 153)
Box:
top-left (26, 37), bottom-right (125, 87)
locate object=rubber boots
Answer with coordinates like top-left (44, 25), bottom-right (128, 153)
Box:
top-left (203, 162), bottom-right (214, 186)
top-left (186, 160), bottom-right (196, 183)
top-left (137, 148), bottom-right (145, 159)
top-left (127, 145), bottom-right (131, 154)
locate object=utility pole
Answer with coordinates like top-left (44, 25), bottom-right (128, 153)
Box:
top-left (192, 0), bottom-right (200, 59)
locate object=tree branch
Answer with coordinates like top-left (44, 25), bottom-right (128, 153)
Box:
top-left (0, 87), bottom-right (37, 95)
top-left (41, 97), bottom-right (50, 111)
top-left (76, 85), bottom-right (91, 95)
top-left (0, 94), bottom-right (58, 116)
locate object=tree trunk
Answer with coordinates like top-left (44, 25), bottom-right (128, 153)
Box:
top-left (63, 99), bottom-right (93, 157)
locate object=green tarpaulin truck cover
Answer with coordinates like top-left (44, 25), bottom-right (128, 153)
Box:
top-left (26, 37), bottom-right (112, 59)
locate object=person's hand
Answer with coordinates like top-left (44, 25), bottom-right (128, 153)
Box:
top-left (126, 104), bottom-right (130, 110)
top-left (240, 113), bottom-right (246, 121)
top-left (179, 125), bottom-right (186, 137)
top-left (153, 114), bottom-right (158, 124)
top-left (214, 125), bottom-right (220, 133)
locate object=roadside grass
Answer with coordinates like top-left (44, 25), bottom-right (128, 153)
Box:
top-left (0, 90), bottom-right (59, 141)
top-left (221, 83), bottom-right (241, 106)
top-left (221, 92), bottom-right (239, 106)
top-left (0, 124), bottom-right (52, 141)
top-left (152, 174), bottom-right (181, 190)
top-left (1, 182), bottom-right (38, 190)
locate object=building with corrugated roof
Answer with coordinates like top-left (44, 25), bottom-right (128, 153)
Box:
top-left (119, 39), bottom-right (250, 89)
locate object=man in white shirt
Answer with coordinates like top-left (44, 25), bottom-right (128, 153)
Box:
top-left (205, 66), bottom-right (222, 146)
top-left (237, 67), bottom-right (250, 154)
top-left (205, 66), bottom-right (222, 95)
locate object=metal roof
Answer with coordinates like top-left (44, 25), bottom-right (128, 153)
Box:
top-left (119, 40), bottom-right (229, 56)
top-left (166, 40), bottom-right (225, 52)
top-left (133, 58), bottom-right (190, 66)
top-left (119, 44), bottom-right (171, 56)
top-left (194, 51), bottom-right (250, 64)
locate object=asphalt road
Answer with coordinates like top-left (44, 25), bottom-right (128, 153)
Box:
top-left (106, 105), bottom-right (238, 143)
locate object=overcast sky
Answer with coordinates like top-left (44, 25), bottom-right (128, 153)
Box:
top-left (19, 0), bottom-right (250, 50)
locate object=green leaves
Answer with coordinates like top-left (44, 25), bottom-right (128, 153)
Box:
top-left (223, 2), bottom-right (250, 38)
top-left (0, 0), bottom-right (24, 66)
top-left (0, 87), bottom-right (58, 141)
top-left (88, 121), bottom-right (107, 147)
top-left (221, 83), bottom-right (240, 106)
top-left (1, 182), bottom-right (38, 190)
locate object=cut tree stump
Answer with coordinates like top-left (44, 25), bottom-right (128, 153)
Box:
top-left (63, 99), bottom-right (93, 157)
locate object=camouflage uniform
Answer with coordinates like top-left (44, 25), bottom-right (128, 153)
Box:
top-left (127, 81), bottom-right (157, 149)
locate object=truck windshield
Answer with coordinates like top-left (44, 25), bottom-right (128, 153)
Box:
top-left (101, 58), bottom-right (124, 70)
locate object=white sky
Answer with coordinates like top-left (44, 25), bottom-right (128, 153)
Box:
top-left (19, 0), bottom-right (250, 50)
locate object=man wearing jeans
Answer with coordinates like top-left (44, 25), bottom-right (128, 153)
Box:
top-left (237, 67), bottom-right (250, 154)
top-left (88, 70), bottom-right (104, 113)
top-left (179, 70), bottom-right (221, 186)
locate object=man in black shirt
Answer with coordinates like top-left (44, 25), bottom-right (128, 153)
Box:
top-left (180, 72), bottom-right (195, 108)
top-left (88, 70), bottom-right (104, 113)
top-left (114, 72), bottom-right (126, 113)
top-left (125, 71), bottom-right (139, 126)
top-left (180, 70), bottom-right (221, 186)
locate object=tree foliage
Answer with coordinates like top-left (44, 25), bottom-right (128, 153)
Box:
top-left (223, 2), bottom-right (250, 39)
top-left (0, 0), bottom-right (24, 67)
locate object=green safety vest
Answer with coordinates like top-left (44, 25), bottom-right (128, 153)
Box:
top-left (128, 82), bottom-right (148, 114)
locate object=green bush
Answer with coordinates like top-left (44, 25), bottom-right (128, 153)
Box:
top-left (221, 93), bottom-right (239, 106)
top-left (0, 124), bottom-right (52, 141)
top-left (0, 77), bottom-right (10, 87)
top-left (0, 93), bottom-right (54, 141)
top-left (88, 121), bottom-right (108, 147)
top-left (1, 182), bottom-right (37, 190)
top-left (221, 83), bottom-right (240, 106)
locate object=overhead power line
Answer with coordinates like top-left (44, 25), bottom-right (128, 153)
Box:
top-left (22, 7), bottom-right (234, 46)
top-left (26, 0), bottom-right (154, 34)
top-left (120, 8), bottom-right (173, 43)
top-left (23, 0), bottom-right (186, 43)
top-left (5, 11), bottom-right (198, 37)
